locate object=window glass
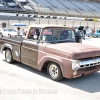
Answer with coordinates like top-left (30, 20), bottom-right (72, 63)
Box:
top-left (28, 27), bottom-right (41, 40)
top-left (43, 29), bottom-right (53, 35)
top-left (42, 28), bottom-right (75, 42)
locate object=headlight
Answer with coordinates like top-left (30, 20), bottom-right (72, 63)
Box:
top-left (72, 60), bottom-right (80, 70)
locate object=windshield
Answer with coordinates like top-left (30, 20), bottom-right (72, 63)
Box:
top-left (42, 28), bottom-right (75, 43)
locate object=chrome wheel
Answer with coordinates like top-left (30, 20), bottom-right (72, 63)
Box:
top-left (5, 49), bottom-right (14, 63)
top-left (8, 34), bottom-right (11, 38)
top-left (47, 62), bottom-right (63, 81)
top-left (49, 64), bottom-right (59, 78)
top-left (5, 50), bottom-right (11, 62)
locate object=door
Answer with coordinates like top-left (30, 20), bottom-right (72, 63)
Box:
top-left (21, 39), bottom-right (39, 69)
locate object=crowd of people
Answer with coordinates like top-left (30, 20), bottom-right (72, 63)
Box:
top-left (71, 26), bottom-right (96, 43)
top-left (16, 27), bottom-right (26, 37)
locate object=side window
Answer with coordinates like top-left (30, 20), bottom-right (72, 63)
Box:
top-left (28, 27), bottom-right (41, 40)
top-left (29, 28), bottom-right (34, 36)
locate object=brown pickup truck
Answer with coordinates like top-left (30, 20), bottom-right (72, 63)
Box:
top-left (0, 24), bottom-right (100, 81)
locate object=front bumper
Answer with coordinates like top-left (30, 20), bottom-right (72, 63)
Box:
top-left (72, 57), bottom-right (100, 78)
top-left (73, 65), bottom-right (100, 78)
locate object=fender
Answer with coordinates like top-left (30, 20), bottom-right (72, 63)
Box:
top-left (38, 56), bottom-right (65, 76)
top-left (1, 43), bottom-right (12, 54)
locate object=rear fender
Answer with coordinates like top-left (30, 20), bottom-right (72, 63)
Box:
top-left (1, 43), bottom-right (12, 53)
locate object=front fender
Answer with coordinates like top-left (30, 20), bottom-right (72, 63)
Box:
top-left (38, 56), bottom-right (65, 76)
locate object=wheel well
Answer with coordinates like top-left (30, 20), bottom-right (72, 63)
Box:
top-left (42, 61), bottom-right (51, 69)
top-left (8, 34), bottom-right (11, 36)
top-left (3, 47), bottom-right (11, 51)
top-left (2, 47), bottom-right (11, 54)
top-left (42, 61), bottom-right (60, 70)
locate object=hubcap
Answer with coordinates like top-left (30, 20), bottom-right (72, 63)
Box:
top-left (0, 34), bottom-right (2, 37)
top-left (49, 64), bottom-right (59, 78)
top-left (6, 51), bottom-right (11, 62)
top-left (8, 35), bottom-right (11, 37)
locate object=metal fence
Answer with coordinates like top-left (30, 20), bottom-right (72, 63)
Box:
top-left (0, 16), bottom-right (100, 30)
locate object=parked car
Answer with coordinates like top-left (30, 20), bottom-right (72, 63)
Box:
top-left (0, 28), bottom-right (17, 37)
top-left (74, 26), bottom-right (92, 37)
top-left (93, 30), bottom-right (100, 38)
top-left (88, 30), bottom-right (100, 38)
top-left (0, 24), bottom-right (100, 81)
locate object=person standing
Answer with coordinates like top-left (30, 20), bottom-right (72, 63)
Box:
top-left (71, 26), bottom-right (82, 43)
top-left (91, 28), bottom-right (95, 37)
top-left (17, 27), bottom-right (21, 36)
top-left (22, 29), bottom-right (25, 35)
top-left (83, 28), bottom-right (86, 40)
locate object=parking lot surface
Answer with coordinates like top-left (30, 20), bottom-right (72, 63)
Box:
top-left (0, 37), bottom-right (100, 100)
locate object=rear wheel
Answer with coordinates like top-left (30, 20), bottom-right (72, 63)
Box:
top-left (47, 62), bottom-right (63, 81)
top-left (8, 34), bottom-right (11, 38)
top-left (0, 33), bottom-right (3, 37)
top-left (5, 49), bottom-right (14, 63)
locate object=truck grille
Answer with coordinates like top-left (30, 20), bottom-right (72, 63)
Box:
top-left (80, 57), bottom-right (100, 69)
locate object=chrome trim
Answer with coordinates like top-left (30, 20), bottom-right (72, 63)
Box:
top-left (22, 46), bottom-right (38, 51)
top-left (80, 57), bottom-right (100, 69)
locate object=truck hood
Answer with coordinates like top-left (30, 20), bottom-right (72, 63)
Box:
top-left (44, 43), bottom-right (100, 59)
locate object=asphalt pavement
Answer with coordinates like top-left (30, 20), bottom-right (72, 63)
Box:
top-left (0, 37), bottom-right (100, 100)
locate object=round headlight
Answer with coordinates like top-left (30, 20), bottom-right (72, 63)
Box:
top-left (72, 61), bottom-right (80, 70)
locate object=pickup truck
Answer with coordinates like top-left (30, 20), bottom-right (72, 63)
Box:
top-left (0, 24), bottom-right (100, 81)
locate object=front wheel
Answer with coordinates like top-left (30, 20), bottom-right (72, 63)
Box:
top-left (47, 62), bottom-right (63, 81)
top-left (5, 49), bottom-right (14, 63)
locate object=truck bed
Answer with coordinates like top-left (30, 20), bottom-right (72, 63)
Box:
top-left (0, 36), bottom-right (25, 62)
top-left (0, 37), bottom-right (25, 44)
top-left (3, 37), bottom-right (24, 41)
